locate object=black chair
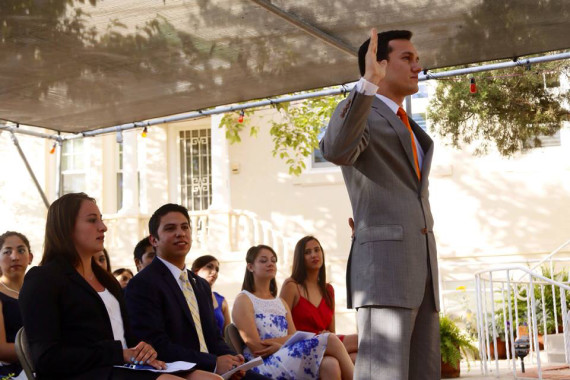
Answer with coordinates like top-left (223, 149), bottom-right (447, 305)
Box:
top-left (15, 327), bottom-right (36, 380)
top-left (224, 323), bottom-right (245, 355)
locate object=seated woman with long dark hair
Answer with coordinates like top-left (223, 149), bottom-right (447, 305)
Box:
top-left (0, 231), bottom-right (34, 378)
top-left (232, 245), bottom-right (353, 379)
top-left (280, 236), bottom-right (358, 363)
top-left (19, 192), bottom-right (221, 380)
top-left (191, 255), bottom-right (230, 337)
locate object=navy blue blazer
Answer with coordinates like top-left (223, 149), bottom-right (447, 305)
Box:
top-left (19, 257), bottom-right (136, 379)
top-left (125, 257), bottom-right (234, 372)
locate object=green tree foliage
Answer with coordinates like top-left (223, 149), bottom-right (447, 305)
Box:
top-left (428, 61), bottom-right (570, 155)
top-left (220, 59), bottom-right (569, 174)
top-left (219, 94), bottom-right (343, 175)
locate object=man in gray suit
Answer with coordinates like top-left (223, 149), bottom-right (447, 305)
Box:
top-left (320, 28), bottom-right (440, 379)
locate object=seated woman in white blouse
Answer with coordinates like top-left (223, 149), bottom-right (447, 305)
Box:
top-left (19, 192), bottom-right (221, 380)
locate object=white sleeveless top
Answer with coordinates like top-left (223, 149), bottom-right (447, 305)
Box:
top-left (98, 289), bottom-right (127, 349)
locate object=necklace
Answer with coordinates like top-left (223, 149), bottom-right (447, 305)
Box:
top-left (0, 281), bottom-right (20, 295)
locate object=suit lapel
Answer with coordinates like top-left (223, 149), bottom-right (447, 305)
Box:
top-left (371, 98), bottom-right (419, 181)
top-left (155, 260), bottom-right (195, 326)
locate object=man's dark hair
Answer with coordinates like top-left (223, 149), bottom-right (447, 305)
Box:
top-left (358, 30), bottom-right (413, 76)
top-left (133, 236), bottom-right (153, 260)
top-left (148, 203), bottom-right (190, 239)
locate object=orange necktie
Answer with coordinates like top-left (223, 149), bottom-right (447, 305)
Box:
top-left (397, 107), bottom-right (421, 180)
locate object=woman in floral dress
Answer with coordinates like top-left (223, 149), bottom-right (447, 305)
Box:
top-left (232, 245), bottom-right (353, 379)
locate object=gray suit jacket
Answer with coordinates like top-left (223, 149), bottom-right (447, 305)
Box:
top-left (320, 89), bottom-right (439, 311)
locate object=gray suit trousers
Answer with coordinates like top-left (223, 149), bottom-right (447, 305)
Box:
top-left (354, 274), bottom-right (440, 380)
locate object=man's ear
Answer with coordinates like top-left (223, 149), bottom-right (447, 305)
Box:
top-left (134, 258), bottom-right (141, 271)
top-left (149, 234), bottom-right (159, 247)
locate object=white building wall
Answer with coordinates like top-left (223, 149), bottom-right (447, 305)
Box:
top-left (1, 89), bottom-right (569, 335)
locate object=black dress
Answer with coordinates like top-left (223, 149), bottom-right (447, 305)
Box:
top-left (0, 291), bottom-right (23, 376)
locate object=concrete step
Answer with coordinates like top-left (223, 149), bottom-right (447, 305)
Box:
top-left (547, 351), bottom-right (567, 364)
top-left (545, 333), bottom-right (566, 352)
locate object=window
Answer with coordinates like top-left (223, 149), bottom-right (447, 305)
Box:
top-left (524, 130), bottom-right (562, 149)
top-left (179, 129), bottom-right (212, 211)
top-left (61, 139), bottom-right (85, 194)
top-left (312, 127), bottom-right (334, 169)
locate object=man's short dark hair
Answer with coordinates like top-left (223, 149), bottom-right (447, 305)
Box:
top-left (358, 30), bottom-right (413, 76)
top-left (133, 236), bottom-right (153, 260)
top-left (148, 204), bottom-right (190, 239)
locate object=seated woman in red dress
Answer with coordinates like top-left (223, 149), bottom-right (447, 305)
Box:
top-left (280, 236), bottom-right (358, 363)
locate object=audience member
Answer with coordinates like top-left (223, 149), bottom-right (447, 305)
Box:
top-left (133, 237), bottom-right (155, 272)
top-left (94, 248), bottom-right (112, 272)
top-left (232, 245), bottom-right (354, 379)
top-left (191, 255), bottom-right (230, 337)
top-left (125, 203), bottom-right (268, 380)
top-left (19, 193), bottom-right (217, 380)
top-left (280, 236), bottom-right (358, 362)
top-left (0, 231), bottom-right (33, 377)
top-left (113, 268), bottom-right (134, 289)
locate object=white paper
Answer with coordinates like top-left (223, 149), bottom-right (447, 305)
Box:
top-left (282, 331), bottom-right (315, 348)
top-left (115, 361), bottom-right (196, 373)
top-left (221, 356), bottom-right (264, 379)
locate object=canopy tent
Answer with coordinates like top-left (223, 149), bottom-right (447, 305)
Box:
top-left (1, 0), bottom-right (569, 135)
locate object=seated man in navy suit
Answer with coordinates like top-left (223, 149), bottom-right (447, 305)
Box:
top-left (126, 204), bottom-right (268, 379)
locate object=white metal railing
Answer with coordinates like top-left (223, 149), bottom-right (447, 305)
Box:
top-left (475, 264), bottom-right (570, 379)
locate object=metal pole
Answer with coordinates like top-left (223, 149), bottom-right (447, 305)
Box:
top-left (489, 272), bottom-right (500, 375)
top-left (506, 271), bottom-right (517, 377)
top-left (501, 283), bottom-right (510, 361)
top-left (0, 124), bottom-right (61, 141)
top-left (422, 52), bottom-right (570, 80)
top-left (551, 260), bottom-right (559, 334)
top-left (55, 140), bottom-right (63, 198)
top-left (9, 132), bottom-right (50, 208)
top-left (249, 0), bottom-right (356, 57)
top-left (541, 285), bottom-right (548, 353)
top-left (560, 288), bottom-right (568, 364)
top-left (529, 275), bottom-right (542, 379)
top-left (526, 283), bottom-right (534, 365)
top-left (482, 278), bottom-right (491, 375)
top-left (475, 275), bottom-right (486, 375)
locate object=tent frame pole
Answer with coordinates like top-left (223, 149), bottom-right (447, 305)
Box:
top-left (9, 131), bottom-right (50, 208)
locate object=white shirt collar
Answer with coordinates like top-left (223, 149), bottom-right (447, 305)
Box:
top-left (157, 256), bottom-right (186, 281)
top-left (375, 94), bottom-right (401, 115)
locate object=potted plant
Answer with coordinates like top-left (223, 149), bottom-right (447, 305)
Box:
top-left (440, 314), bottom-right (479, 378)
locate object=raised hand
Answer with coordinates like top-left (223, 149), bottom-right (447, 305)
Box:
top-left (363, 28), bottom-right (387, 86)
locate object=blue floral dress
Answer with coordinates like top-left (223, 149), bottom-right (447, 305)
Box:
top-left (241, 290), bottom-right (329, 379)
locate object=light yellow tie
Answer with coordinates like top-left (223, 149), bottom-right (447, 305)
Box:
top-left (180, 271), bottom-right (209, 353)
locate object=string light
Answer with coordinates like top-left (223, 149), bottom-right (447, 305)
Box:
top-left (49, 142), bottom-right (56, 154)
top-left (142, 126), bottom-right (148, 138)
top-left (470, 77), bottom-right (477, 93)
top-left (238, 110), bottom-right (244, 123)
